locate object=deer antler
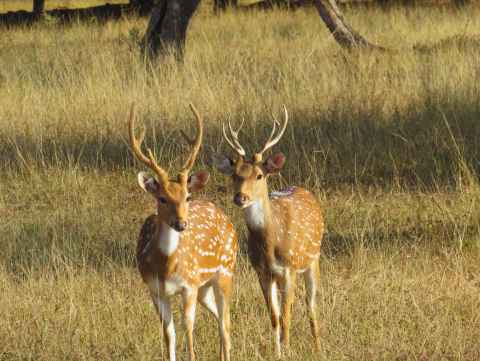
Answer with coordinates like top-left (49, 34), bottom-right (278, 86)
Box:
top-left (180, 103), bottom-right (204, 175)
top-left (255, 105), bottom-right (288, 160)
top-left (128, 103), bottom-right (170, 186)
top-left (222, 117), bottom-right (246, 157)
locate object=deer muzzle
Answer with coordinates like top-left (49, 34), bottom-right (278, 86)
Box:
top-left (234, 193), bottom-right (250, 207)
top-left (172, 219), bottom-right (188, 232)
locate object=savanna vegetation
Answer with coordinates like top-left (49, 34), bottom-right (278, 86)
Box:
top-left (1, 3), bottom-right (480, 360)
top-left (0, 0), bottom-right (470, 13)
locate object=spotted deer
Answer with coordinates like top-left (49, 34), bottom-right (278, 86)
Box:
top-left (129, 104), bottom-right (238, 361)
top-left (213, 108), bottom-right (324, 356)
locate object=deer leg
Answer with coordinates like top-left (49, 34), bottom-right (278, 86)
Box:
top-left (304, 262), bottom-right (321, 350)
top-left (214, 278), bottom-right (232, 361)
top-left (199, 285), bottom-right (219, 318)
top-left (259, 276), bottom-right (281, 357)
top-left (182, 288), bottom-right (198, 361)
top-left (198, 285), bottom-right (224, 361)
top-left (151, 293), bottom-right (176, 361)
top-left (279, 269), bottom-right (297, 349)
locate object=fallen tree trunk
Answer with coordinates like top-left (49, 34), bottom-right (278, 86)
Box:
top-left (313, 0), bottom-right (384, 50)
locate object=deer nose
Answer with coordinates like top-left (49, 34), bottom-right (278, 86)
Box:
top-left (234, 193), bottom-right (249, 207)
top-left (173, 220), bottom-right (188, 232)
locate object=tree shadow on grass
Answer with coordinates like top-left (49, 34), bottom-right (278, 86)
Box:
top-left (2, 94), bottom-right (480, 188)
top-left (3, 220), bottom-right (137, 281)
top-left (4, 214), bottom-right (478, 281)
top-left (272, 99), bottom-right (480, 189)
top-left (0, 2), bottom-right (149, 28)
top-left (413, 35), bottom-right (480, 54)
top-left (322, 222), bottom-right (479, 259)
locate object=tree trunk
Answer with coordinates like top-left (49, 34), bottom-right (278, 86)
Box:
top-left (313, 0), bottom-right (384, 50)
top-left (142, 0), bottom-right (201, 60)
top-left (131, 0), bottom-right (155, 15)
top-left (33, 0), bottom-right (45, 16)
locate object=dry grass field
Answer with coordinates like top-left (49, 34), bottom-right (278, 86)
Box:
top-left (1, 4), bottom-right (480, 361)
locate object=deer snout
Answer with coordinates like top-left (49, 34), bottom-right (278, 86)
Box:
top-left (172, 219), bottom-right (188, 232)
top-left (234, 193), bottom-right (250, 207)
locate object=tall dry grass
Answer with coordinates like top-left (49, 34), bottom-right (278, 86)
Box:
top-left (1, 5), bottom-right (480, 361)
top-left (1, 6), bottom-right (480, 186)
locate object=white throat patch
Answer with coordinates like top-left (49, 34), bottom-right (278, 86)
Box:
top-left (244, 201), bottom-right (265, 230)
top-left (158, 223), bottom-right (180, 256)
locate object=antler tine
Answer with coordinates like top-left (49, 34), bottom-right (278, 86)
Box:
top-left (229, 118), bottom-right (246, 154)
top-left (128, 103), bottom-right (169, 185)
top-left (181, 103), bottom-right (204, 173)
top-left (257, 105), bottom-right (289, 156)
top-left (259, 117), bottom-right (277, 154)
top-left (222, 117), bottom-right (246, 157)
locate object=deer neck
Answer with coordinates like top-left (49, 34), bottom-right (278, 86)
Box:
top-left (244, 195), bottom-right (272, 231)
top-left (243, 195), bottom-right (277, 267)
top-left (157, 221), bottom-right (180, 257)
top-left (139, 217), bottom-right (180, 283)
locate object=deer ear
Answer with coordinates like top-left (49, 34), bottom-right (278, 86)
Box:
top-left (263, 152), bottom-right (286, 175)
top-left (212, 153), bottom-right (235, 176)
top-left (137, 172), bottom-right (159, 194)
top-left (188, 170), bottom-right (210, 192)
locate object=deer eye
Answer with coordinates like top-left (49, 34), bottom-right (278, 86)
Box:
top-left (186, 195), bottom-right (192, 202)
top-left (158, 197), bottom-right (167, 204)
top-left (257, 174), bottom-right (263, 180)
